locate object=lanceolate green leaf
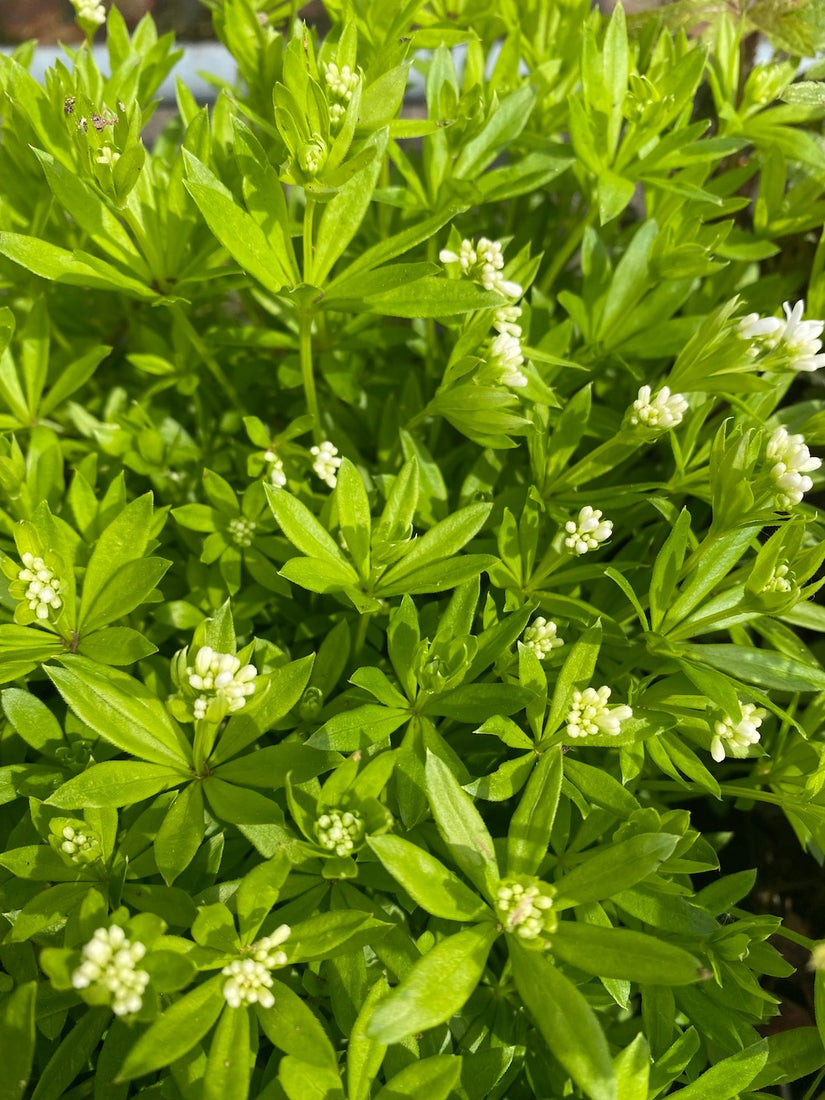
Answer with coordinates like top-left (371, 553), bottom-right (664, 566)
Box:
top-left (511, 945), bottom-right (615, 1100)
top-left (0, 980), bottom-right (37, 1100)
top-left (366, 924), bottom-right (498, 1044)
top-left (257, 979), bottom-right (337, 1069)
top-left (265, 484), bottom-right (353, 567)
top-left (183, 151), bottom-right (293, 293)
top-left (375, 1056), bottom-right (463, 1100)
top-left (425, 752), bottom-right (499, 896)
top-left (46, 761), bottom-right (186, 809)
top-left (0, 233), bottom-right (158, 300)
top-left (46, 660), bottom-right (191, 767)
top-left (312, 128), bottom-right (388, 286)
top-left (203, 1006), bottom-right (251, 1100)
top-left (554, 834), bottom-right (679, 909)
top-left (550, 922), bottom-right (702, 984)
top-left (506, 747), bottom-right (562, 876)
top-left (116, 977), bottom-right (225, 1082)
top-left (367, 835), bottom-right (490, 921)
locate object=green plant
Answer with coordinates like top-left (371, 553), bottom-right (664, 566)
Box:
top-left (1, 0), bottom-right (825, 1097)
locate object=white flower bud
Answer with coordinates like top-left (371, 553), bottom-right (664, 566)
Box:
top-left (495, 877), bottom-right (557, 940)
top-left (490, 331), bottom-right (528, 388)
top-left (522, 617), bottom-right (563, 659)
top-left (222, 925), bottom-right (291, 1008)
top-left (186, 648), bottom-right (258, 719)
top-left (228, 517), bottom-right (256, 547)
top-left (310, 441), bottom-right (341, 489)
top-left (566, 686), bottom-right (632, 739)
top-left (71, 926), bottom-right (149, 1016)
top-left (630, 385), bottom-right (688, 430)
top-left (710, 701), bottom-right (765, 762)
top-left (766, 427), bottom-right (821, 509)
top-left (440, 236), bottom-right (522, 299)
top-left (314, 808), bottom-right (364, 856)
top-left (16, 554), bottom-right (63, 621)
top-left (563, 506), bottom-right (613, 556)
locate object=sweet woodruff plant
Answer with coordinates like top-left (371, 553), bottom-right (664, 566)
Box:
top-left (1, 0), bottom-right (825, 1097)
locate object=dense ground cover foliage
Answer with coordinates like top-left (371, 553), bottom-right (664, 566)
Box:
top-left (2, 0), bottom-right (825, 1096)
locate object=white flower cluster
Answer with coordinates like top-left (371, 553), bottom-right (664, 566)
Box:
top-left (222, 924), bottom-right (291, 1009)
top-left (263, 448), bottom-right (287, 488)
top-left (494, 304), bottom-right (522, 337)
top-left (630, 385), bottom-right (688, 430)
top-left (766, 427), bottom-right (821, 509)
top-left (439, 237), bottom-right (522, 298)
top-left (710, 702), bottom-right (765, 763)
top-left (522, 617), bottom-right (564, 659)
top-left (495, 878), bottom-right (557, 940)
top-left (323, 62), bottom-right (359, 100)
top-left (739, 300), bottom-right (825, 373)
top-left (311, 441), bottom-right (341, 489)
top-left (490, 331), bottom-right (527, 388)
top-left (563, 506), bottom-right (613, 556)
top-left (58, 824), bottom-right (95, 860)
top-left (760, 561), bottom-right (794, 594)
top-left (323, 62), bottom-right (359, 127)
top-left (72, 0), bottom-right (107, 26)
top-left (72, 926), bottom-right (149, 1017)
top-left (315, 808), bottom-right (363, 856)
top-left (186, 647), bottom-right (257, 720)
top-left (566, 686), bottom-right (633, 739)
top-left (96, 146), bottom-right (119, 166)
top-left (228, 517), bottom-right (256, 547)
top-left (18, 553), bottom-right (62, 620)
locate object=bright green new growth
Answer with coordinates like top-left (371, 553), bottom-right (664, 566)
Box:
top-left (1, 0), bottom-right (825, 1097)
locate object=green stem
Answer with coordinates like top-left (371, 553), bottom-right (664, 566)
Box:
top-left (353, 612), bottom-right (372, 662)
top-left (299, 311), bottom-right (321, 442)
top-left (642, 778), bottom-right (792, 810)
top-left (774, 925), bottom-right (817, 951)
top-left (303, 197), bottom-right (316, 285)
top-left (300, 197), bottom-right (322, 440)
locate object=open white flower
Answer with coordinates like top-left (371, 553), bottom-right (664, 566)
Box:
top-left (630, 385), bottom-right (688, 430)
top-left (72, 926), bottom-right (149, 1016)
top-left (563, 506), bottom-right (613, 555)
top-left (311, 441), bottom-right (341, 489)
top-left (710, 702), bottom-right (765, 763)
top-left (739, 300), bottom-right (825, 372)
top-left (522, 617), bottom-right (563, 659)
top-left (778, 300), bottom-right (825, 373)
top-left (738, 312), bottom-right (784, 343)
top-left (766, 427), bottom-right (821, 509)
top-left (566, 686), bottom-right (633, 739)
